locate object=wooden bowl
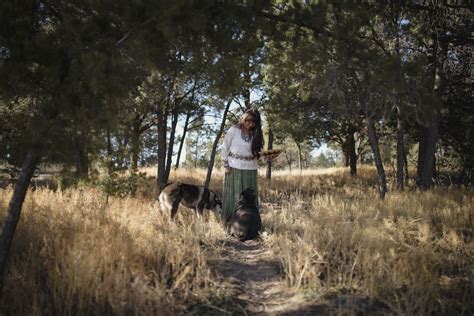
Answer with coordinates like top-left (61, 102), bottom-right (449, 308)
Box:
top-left (261, 149), bottom-right (284, 160)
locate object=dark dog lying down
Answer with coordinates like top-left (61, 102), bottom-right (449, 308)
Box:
top-left (159, 182), bottom-right (222, 219)
top-left (230, 187), bottom-right (262, 242)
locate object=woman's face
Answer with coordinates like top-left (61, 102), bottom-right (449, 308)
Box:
top-left (243, 115), bottom-right (256, 131)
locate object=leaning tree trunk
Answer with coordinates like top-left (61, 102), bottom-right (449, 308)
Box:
top-left (205, 99), bottom-right (232, 189)
top-left (265, 129), bottom-right (274, 186)
top-left (156, 105), bottom-right (168, 194)
top-left (175, 111), bottom-right (190, 170)
top-left (396, 110), bottom-right (405, 191)
top-left (367, 116), bottom-right (387, 199)
top-left (0, 144), bottom-right (42, 291)
top-left (165, 110), bottom-right (179, 182)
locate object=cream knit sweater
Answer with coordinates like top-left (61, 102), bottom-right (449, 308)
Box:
top-left (221, 126), bottom-right (258, 170)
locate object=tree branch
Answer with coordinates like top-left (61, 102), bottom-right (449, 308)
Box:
top-left (114, 13), bottom-right (159, 47)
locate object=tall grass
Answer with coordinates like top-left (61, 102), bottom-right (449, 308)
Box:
top-left (0, 186), bottom-right (226, 315)
top-left (262, 167), bottom-right (473, 315)
top-left (0, 166), bottom-right (472, 314)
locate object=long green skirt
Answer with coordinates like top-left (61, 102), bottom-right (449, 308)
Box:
top-left (223, 168), bottom-right (259, 223)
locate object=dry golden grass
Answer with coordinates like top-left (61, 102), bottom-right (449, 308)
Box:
top-left (261, 167), bottom-right (473, 315)
top-left (0, 166), bottom-right (472, 315)
top-left (0, 186), bottom-right (227, 315)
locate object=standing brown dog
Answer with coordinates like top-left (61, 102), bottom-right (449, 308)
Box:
top-left (159, 182), bottom-right (222, 219)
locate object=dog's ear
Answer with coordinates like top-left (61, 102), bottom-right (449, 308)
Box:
top-left (246, 188), bottom-right (254, 194)
top-left (241, 187), bottom-right (254, 197)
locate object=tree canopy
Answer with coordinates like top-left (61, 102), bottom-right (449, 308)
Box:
top-left (0, 0), bottom-right (471, 186)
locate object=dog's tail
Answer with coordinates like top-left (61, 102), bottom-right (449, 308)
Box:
top-left (162, 182), bottom-right (184, 196)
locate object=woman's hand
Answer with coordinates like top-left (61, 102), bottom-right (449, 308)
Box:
top-left (224, 166), bottom-right (233, 174)
top-left (261, 155), bottom-right (271, 162)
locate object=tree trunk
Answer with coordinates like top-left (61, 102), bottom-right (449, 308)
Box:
top-left (265, 129), bottom-right (274, 185)
top-left (367, 116), bottom-right (387, 199)
top-left (116, 131), bottom-right (129, 169)
top-left (417, 31), bottom-right (447, 190)
top-left (342, 142), bottom-right (350, 167)
top-left (205, 99), bottom-right (232, 189)
top-left (243, 68), bottom-right (251, 110)
top-left (419, 115), bottom-right (440, 189)
top-left (130, 117), bottom-right (141, 172)
top-left (165, 110), bottom-right (179, 181)
top-left (348, 129), bottom-right (357, 176)
top-left (404, 149), bottom-right (409, 184)
top-left (74, 132), bottom-right (88, 178)
top-left (416, 126), bottom-right (428, 186)
top-left (295, 141), bottom-right (303, 173)
top-left (0, 145), bottom-right (42, 290)
top-left (417, 122), bottom-right (440, 189)
top-left (106, 127), bottom-right (113, 174)
top-left (396, 111), bottom-right (405, 190)
top-left (156, 106), bottom-right (168, 194)
top-left (194, 137), bottom-right (199, 168)
top-left (175, 111), bottom-right (190, 170)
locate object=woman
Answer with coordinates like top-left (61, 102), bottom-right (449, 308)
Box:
top-left (221, 108), bottom-right (264, 223)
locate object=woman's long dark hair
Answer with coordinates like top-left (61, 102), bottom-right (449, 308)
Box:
top-left (238, 109), bottom-right (264, 158)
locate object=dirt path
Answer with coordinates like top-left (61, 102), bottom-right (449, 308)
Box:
top-left (212, 239), bottom-right (328, 315)
top-left (210, 238), bottom-right (388, 316)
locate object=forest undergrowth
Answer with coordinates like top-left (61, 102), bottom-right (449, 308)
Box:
top-left (0, 167), bottom-right (472, 315)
